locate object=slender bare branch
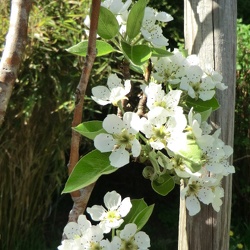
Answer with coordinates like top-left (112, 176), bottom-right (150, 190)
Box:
top-left (0, 0), bottom-right (32, 127)
top-left (67, 0), bottom-right (101, 223)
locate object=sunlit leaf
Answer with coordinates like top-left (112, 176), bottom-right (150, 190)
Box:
top-left (62, 150), bottom-right (117, 193)
top-left (73, 120), bottom-right (105, 140)
top-left (66, 40), bottom-right (116, 57)
top-left (152, 173), bottom-right (175, 196)
top-left (97, 6), bottom-right (119, 39)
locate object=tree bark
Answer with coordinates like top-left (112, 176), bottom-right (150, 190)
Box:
top-left (67, 0), bottom-right (101, 223)
top-left (178, 0), bottom-right (236, 249)
top-left (0, 0), bottom-right (32, 126)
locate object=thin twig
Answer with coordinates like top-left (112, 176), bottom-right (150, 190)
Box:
top-left (137, 59), bottom-right (152, 117)
top-left (233, 154), bottom-right (250, 163)
top-left (67, 0), bottom-right (101, 223)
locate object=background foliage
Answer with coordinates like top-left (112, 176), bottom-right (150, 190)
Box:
top-left (0, 0), bottom-right (249, 249)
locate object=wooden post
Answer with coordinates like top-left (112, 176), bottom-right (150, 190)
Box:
top-left (178, 0), bottom-right (237, 249)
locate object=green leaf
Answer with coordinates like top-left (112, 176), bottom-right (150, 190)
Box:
top-left (177, 139), bottom-right (203, 173)
top-left (199, 108), bottom-right (213, 121)
top-left (132, 45), bottom-right (151, 65)
top-left (186, 96), bottom-right (220, 112)
top-left (66, 40), bottom-right (116, 57)
top-left (151, 48), bottom-right (173, 57)
top-left (133, 204), bottom-right (155, 231)
top-left (151, 173), bottom-right (175, 196)
top-left (121, 42), bottom-right (151, 66)
top-left (126, 0), bottom-right (147, 40)
top-left (62, 150), bottom-right (117, 193)
top-left (97, 6), bottom-right (119, 39)
top-left (122, 199), bottom-right (154, 231)
top-left (73, 120), bottom-right (105, 140)
top-left (123, 199), bottom-right (147, 226)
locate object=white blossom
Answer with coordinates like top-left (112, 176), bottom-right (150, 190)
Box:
top-left (94, 112), bottom-right (141, 168)
top-left (111, 223), bottom-right (150, 250)
top-left (141, 7), bottom-right (173, 47)
top-left (87, 191), bottom-right (132, 233)
top-left (92, 73), bottom-right (131, 106)
top-left (181, 176), bottom-right (214, 216)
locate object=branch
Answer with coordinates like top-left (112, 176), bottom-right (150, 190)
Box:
top-left (67, 0), bottom-right (101, 223)
top-left (0, 0), bottom-right (32, 127)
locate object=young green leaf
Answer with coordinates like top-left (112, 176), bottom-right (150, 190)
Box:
top-left (73, 120), bottom-right (105, 140)
top-left (122, 199), bottom-right (154, 231)
top-left (131, 45), bottom-right (151, 65)
top-left (62, 150), bottom-right (117, 193)
top-left (66, 40), bottom-right (116, 57)
top-left (199, 108), bottom-right (213, 121)
top-left (177, 139), bottom-right (203, 173)
top-left (97, 6), bottom-right (119, 40)
top-left (151, 47), bottom-right (173, 57)
top-left (126, 0), bottom-right (147, 40)
top-left (151, 173), bottom-right (175, 196)
top-left (122, 199), bottom-right (148, 226)
top-left (121, 42), bottom-right (151, 66)
top-left (186, 96), bottom-right (220, 112)
top-left (133, 204), bottom-right (155, 231)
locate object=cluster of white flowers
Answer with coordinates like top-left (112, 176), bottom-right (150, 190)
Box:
top-left (141, 7), bottom-right (173, 47)
top-left (152, 49), bottom-right (228, 101)
top-left (58, 191), bottom-right (150, 250)
top-left (84, 0), bottom-right (173, 47)
top-left (91, 70), bottom-right (234, 215)
top-left (82, 0), bottom-right (235, 219)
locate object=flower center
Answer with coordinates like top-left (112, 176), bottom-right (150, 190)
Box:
top-left (105, 210), bottom-right (120, 222)
top-left (114, 129), bottom-right (135, 147)
top-left (90, 242), bottom-right (102, 250)
top-left (121, 239), bottom-right (138, 250)
top-left (187, 181), bottom-right (200, 196)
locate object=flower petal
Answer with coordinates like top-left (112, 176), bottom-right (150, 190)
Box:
top-left (103, 114), bottom-right (124, 134)
top-left (123, 112), bottom-right (141, 134)
top-left (104, 191), bottom-right (121, 210)
top-left (117, 197), bottom-right (132, 217)
top-left (77, 215), bottom-right (91, 233)
top-left (94, 134), bottom-right (116, 152)
top-left (120, 223), bottom-right (137, 240)
top-left (131, 139), bottom-right (141, 157)
top-left (109, 148), bottom-right (130, 168)
top-left (63, 222), bottom-right (81, 239)
top-left (86, 205), bottom-right (106, 221)
top-left (134, 231), bottom-right (151, 248)
top-left (186, 195), bottom-right (201, 216)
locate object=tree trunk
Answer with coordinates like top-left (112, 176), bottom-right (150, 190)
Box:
top-left (0, 0), bottom-right (32, 126)
top-left (178, 0), bottom-right (237, 249)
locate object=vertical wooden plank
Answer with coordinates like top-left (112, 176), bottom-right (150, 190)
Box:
top-left (178, 0), bottom-right (237, 249)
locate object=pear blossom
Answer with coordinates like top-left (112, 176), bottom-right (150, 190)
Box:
top-left (92, 74), bottom-right (131, 106)
top-left (144, 82), bottom-right (183, 116)
top-left (204, 65), bottom-right (228, 90)
top-left (63, 215), bottom-right (92, 239)
top-left (101, 0), bottom-right (132, 15)
top-left (152, 49), bottom-right (188, 82)
top-left (141, 7), bottom-right (173, 47)
top-left (202, 130), bottom-right (235, 175)
top-left (187, 109), bottom-right (214, 150)
top-left (111, 223), bottom-right (150, 250)
top-left (181, 176), bottom-right (215, 216)
top-left (84, 0), bottom-right (132, 36)
top-left (58, 216), bottom-right (107, 250)
top-left (94, 112), bottom-right (141, 168)
top-left (140, 109), bottom-right (187, 151)
top-left (87, 191), bottom-right (132, 233)
top-left (179, 65), bottom-right (217, 101)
